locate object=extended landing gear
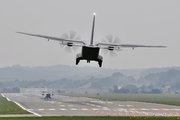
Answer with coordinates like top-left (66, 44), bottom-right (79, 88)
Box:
top-left (76, 53), bottom-right (103, 67)
top-left (98, 61), bottom-right (102, 67)
top-left (76, 59), bottom-right (80, 65)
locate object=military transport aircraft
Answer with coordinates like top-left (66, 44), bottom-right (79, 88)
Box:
top-left (17, 13), bottom-right (166, 67)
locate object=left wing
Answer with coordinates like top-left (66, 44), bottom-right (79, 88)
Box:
top-left (16, 32), bottom-right (86, 46)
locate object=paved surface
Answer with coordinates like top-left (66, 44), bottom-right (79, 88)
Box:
top-left (3, 93), bottom-right (180, 117)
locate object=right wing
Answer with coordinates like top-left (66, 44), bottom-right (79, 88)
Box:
top-left (16, 32), bottom-right (86, 46)
top-left (96, 42), bottom-right (166, 49)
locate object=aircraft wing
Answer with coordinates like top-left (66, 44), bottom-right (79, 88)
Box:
top-left (97, 42), bottom-right (166, 49)
top-left (16, 32), bottom-right (86, 46)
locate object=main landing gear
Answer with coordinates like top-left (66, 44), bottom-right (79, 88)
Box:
top-left (76, 59), bottom-right (102, 67)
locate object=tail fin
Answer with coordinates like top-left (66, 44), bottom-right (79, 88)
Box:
top-left (90, 13), bottom-right (96, 46)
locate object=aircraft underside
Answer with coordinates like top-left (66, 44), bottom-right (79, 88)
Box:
top-left (76, 46), bottom-right (103, 67)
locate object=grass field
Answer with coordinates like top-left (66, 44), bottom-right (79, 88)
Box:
top-left (61, 93), bottom-right (180, 106)
top-left (0, 94), bottom-right (30, 114)
top-left (0, 116), bottom-right (180, 120)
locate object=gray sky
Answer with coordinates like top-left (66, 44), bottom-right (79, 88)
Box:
top-left (0, 0), bottom-right (179, 69)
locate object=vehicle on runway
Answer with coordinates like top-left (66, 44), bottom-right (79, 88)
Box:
top-left (17, 13), bottom-right (166, 67)
top-left (42, 93), bottom-right (54, 99)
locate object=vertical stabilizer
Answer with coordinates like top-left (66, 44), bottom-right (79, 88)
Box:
top-left (90, 13), bottom-right (96, 46)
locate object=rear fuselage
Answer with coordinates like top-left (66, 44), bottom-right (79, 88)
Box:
top-left (76, 46), bottom-right (103, 67)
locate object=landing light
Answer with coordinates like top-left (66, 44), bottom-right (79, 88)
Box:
top-left (94, 13), bottom-right (96, 15)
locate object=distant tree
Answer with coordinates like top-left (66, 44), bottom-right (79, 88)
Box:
top-left (57, 90), bottom-right (65, 93)
top-left (175, 91), bottom-right (179, 94)
top-left (118, 88), bottom-right (130, 93)
top-left (122, 84), bottom-right (139, 93)
top-left (149, 89), bottom-right (162, 94)
top-left (161, 84), bottom-right (165, 88)
top-left (148, 85), bottom-right (154, 89)
top-left (85, 91), bottom-right (88, 94)
top-left (113, 85), bottom-right (118, 93)
top-left (141, 85), bottom-right (147, 90)
top-left (0, 82), bottom-right (3, 88)
top-left (141, 90), bottom-right (148, 94)
top-left (12, 87), bottom-right (20, 93)
top-left (3, 88), bottom-right (12, 93)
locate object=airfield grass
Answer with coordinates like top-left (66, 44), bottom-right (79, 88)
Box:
top-left (61, 93), bottom-right (180, 106)
top-left (0, 94), bottom-right (30, 114)
top-left (0, 116), bottom-right (180, 120)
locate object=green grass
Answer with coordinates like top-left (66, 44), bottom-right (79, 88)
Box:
top-left (0, 94), bottom-right (30, 114)
top-left (61, 93), bottom-right (180, 106)
top-left (0, 116), bottom-right (180, 120)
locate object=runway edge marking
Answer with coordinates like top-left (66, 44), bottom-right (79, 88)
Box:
top-left (1, 93), bottom-right (41, 117)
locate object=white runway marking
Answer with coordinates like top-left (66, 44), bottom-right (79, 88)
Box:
top-left (127, 105), bottom-right (132, 106)
top-left (49, 109), bottom-right (55, 110)
top-left (91, 108), bottom-right (99, 110)
top-left (118, 105), bottom-right (124, 106)
top-left (68, 105), bottom-right (73, 107)
top-left (130, 109), bottom-right (138, 110)
top-left (60, 105), bottom-right (65, 107)
top-left (96, 105), bottom-right (101, 107)
top-left (102, 108), bottom-right (111, 111)
top-left (82, 108), bottom-right (88, 110)
top-left (172, 109), bottom-right (180, 111)
top-left (60, 108), bottom-right (66, 110)
top-left (71, 108), bottom-right (77, 110)
top-left (108, 102), bottom-right (113, 104)
top-left (38, 109), bottom-right (44, 111)
top-left (151, 108), bottom-right (159, 110)
top-left (140, 108), bottom-right (149, 110)
top-left (27, 109), bottom-right (33, 111)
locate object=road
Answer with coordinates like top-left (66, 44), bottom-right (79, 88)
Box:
top-left (3, 93), bottom-right (180, 117)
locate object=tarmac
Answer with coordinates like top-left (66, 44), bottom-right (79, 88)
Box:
top-left (2, 93), bottom-right (180, 117)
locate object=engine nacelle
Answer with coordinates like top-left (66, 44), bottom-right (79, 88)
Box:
top-left (108, 46), bottom-right (114, 51)
top-left (67, 42), bottom-right (73, 47)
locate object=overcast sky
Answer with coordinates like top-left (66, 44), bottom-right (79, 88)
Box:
top-left (0, 0), bottom-right (179, 69)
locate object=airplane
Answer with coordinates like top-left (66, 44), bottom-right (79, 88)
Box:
top-left (17, 13), bottom-right (166, 67)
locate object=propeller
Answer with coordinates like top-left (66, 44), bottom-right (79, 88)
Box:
top-left (59, 31), bottom-right (81, 53)
top-left (101, 35), bottom-right (122, 57)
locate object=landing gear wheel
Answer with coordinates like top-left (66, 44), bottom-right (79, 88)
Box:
top-left (98, 62), bottom-right (102, 67)
top-left (76, 60), bottom-right (79, 65)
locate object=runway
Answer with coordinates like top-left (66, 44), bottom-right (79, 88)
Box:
top-left (3, 93), bottom-right (180, 117)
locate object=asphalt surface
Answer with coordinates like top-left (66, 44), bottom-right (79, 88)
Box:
top-left (3, 93), bottom-right (180, 117)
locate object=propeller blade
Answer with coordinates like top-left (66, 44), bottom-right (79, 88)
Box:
top-left (105, 35), bottom-right (113, 43)
top-left (61, 32), bottom-right (69, 39)
top-left (75, 35), bottom-right (81, 40)
top-left (69, 31), bottom-right (76, 39)
top-left (113, 36), bottom-right (120, 43)
top-left (72, 46), bottom-right (79, 51)
top-left (64, 46), bottom-right (72, 53)
top-left (102, 39), bottom-right (108, 43)
top-left (109, 51), bottom-right (117, 57)
top-left (101, 49), bottom-right (108, 56)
